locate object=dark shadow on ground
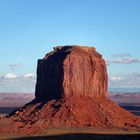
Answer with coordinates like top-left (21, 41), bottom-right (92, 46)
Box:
top-left (10, 133), bottom-right (140, 140)
top-left (0, 107), bottom-right (19, 114)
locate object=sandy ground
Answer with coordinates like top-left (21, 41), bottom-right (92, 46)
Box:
top-left (0, 127), bottom-right (140, 140)
top-left (0, 114), bottom-right (140, 140)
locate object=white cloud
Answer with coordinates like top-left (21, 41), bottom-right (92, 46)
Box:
top-left (107, 53), bottom-right (140, 65)
top-left (107, 58), bottom-right (140, 65)
top-left (111, 53), bottom-right (131, 58)
top-left (109, 73), bottom-right (140, 88)
top-left (4, 73), bottom-right (17, 79)
top-left (0, 73), bottom-right (36, 92)
top-left (9, 63), bottom-right (21, 69)
top-left (110, 76), bottom-right (122, 81)
top-left (24, 74), bottom-right (35, 78)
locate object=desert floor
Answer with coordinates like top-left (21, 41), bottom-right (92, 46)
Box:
top-left (0, 116), bottom-right (140, 140)
top-left (0, 127), bottom-right (140, 140)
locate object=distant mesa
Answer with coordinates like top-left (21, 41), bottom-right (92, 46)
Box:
top-left (1, 45), bottom-right (140, 134)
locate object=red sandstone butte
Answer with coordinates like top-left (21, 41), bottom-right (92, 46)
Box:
top-left (1, 45), bottom-right (140, 135)
top-left (35, 45), bottom-right (108, 101)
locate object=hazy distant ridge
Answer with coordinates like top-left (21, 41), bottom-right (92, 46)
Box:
top-left (0, 92), bottom-right (140, 107)
top-left (0, 93), bottom-right (34, 107)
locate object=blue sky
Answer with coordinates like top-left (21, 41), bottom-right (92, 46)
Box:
top-left (0, 0), bottom-right (140, 92)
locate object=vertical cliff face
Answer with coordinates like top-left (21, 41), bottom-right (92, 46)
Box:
top-left (35, 45), bottom-right (108, 101)
top-left (5, 45), bottom-right (140, 133)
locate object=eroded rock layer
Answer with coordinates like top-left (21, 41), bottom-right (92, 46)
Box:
top-left (0, 45), bottom-right (140, 136)
top-left (35, 45), bottom-right (108, 101)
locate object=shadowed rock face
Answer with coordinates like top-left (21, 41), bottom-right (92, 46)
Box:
top-left (2, 45), bottom-right (140, 134)
top-left (35, 45), bottom-right (108, 101)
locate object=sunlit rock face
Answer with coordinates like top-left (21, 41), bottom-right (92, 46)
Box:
top-left (6, 46), bottom-right (140, 132)
top-left (35, 45), bottom-right (108, 101)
